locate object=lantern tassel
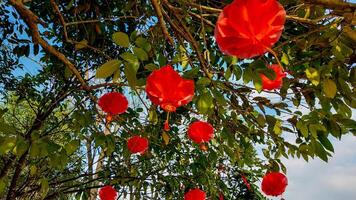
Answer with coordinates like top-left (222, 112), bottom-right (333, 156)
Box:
top-left (164, 112), bottom-right (170, 131)
top-left (266, 47), bottom-right (284, 70)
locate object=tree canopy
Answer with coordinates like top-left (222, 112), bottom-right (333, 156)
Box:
top-left (0, 0), bottom-right (355, 199)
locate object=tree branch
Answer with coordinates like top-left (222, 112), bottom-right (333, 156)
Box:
top-left (150, 0), bottom-right (174, 45)
top-left (8, 0), bottom-right (90, 91)
top-left (303, 0), bottom-right (356, 11)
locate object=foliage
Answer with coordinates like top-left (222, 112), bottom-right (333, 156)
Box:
top-left (0, 0), bottom-right (355, 199)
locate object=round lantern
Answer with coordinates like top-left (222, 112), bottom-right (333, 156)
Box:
top-left (259, 64), bottom-right (286, 90)
top-left (98, 92), bottom-right (128, 115)
top-left (145, 65), bottom-right (195, 112)
top-left (261, 172), bottom-right (288, 196)
top-left (215, 0), bottom-right (286, 58)
top-left (187, 121), bottom-right (214, 144)
top-left (127, 136), bottom-right (149, 154)
top-left (184, 188), bottom-right (206, 200)
top-left (99, 185), bottom-right (117, 200)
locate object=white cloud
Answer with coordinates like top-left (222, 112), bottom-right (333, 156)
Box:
top-left (273, 134), bottom-right (356, 200)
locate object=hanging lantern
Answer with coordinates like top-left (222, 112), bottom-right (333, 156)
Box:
top-left (259, 64), bottom-right (286, 90)
top-left (188, 121), bottom-right (214, 144)
top-left (127, 136), bottom-right (149, 154)
top-left (219, 192), bottom-right (224, 200)
top-left (98, 92), bottom-right (128, 115)
top-left (184, 188), bottom-right (206, 200)
top-left (215, 0), bottom-right (286, 58)
top-left (145, 65), bottom-right (195, 112)
top-left (99, 185), bottom-right (118, 200)
top-left (261, 172), bottom-right (288, 197)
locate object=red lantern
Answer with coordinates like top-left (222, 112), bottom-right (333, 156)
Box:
top-left (184, 188), bottom-right (206, 200)
top-left (259, 64), bottom-right (286, 90)
top-left (219, 192), bottom-right (224, 200)
top-left (145, 65), bottom-right (195, 112)
top-left (261, 172), bottom-right (288, 196)
top-left (188, 121), bottom-right (214, 144)
top-left (215, 0), bottom-right (286, 58)
top-left (127, 136), bottom-right (149, 154)
top-left (98, 92), bottom-right (128, 115)
top-left (99, 185), bottom-right (117, 200)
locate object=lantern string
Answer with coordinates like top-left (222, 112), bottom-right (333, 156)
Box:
top-left (266, 47), bottom-right (284, 70)
top-left (164, 112), bottom-right (171, 131)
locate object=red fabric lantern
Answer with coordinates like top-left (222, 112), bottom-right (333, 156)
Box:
top-left (164, 120), bottom-right (170, 131)
top-left (259, 64), bottom-right (286, 90)
top-left (184, 188), bottom-right (206, 200)
top-left (219, 192), bottom-right (224, 200)
top-left (261, 172), bottom-right (288, 196)
top-left (215, 0), bottom-right (286, 58)
top-left (188, 121), bottom-right (214, 144)
top-left (127, 136), bottom-right (149, 154)
top-left (99, 185), bottom-right (117, 200)
top-left (145, 65), bottom-right (195, 112)
top-left (98, 92), bottom-right (128, 115)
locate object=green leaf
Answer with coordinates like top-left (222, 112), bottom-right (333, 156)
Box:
top-left (197, 92), bottom-right (214, 114)
top-left (281, 52), bottom-right (289, 65)
top-left (273, 120), bottom-right (282, 135)
top-left (0, 136), bottom-right (16, 155)
top-left (183, 67), bottom-right (199, 79)
top-left (64, 140), bottom-right (80, 155)
top-left (95, 59), bottom-right (121, 79)
top-left (112, 69), bottom-right (121, 82)
top-left (162, 132), bottom-right (170, 145)
top-left (112, 32), bottom-right (130, 47)
top-left (39, 178), bottom-right (49, 199)
top-left (74, 39), bottom-right (88, 50)
top-left (224, 67), bottom-right (233, 80)
top-left (296, 121), bottom-right (309, 138)
top-left (133, 47), bottom-right (148, 61)
top-left (318, 134), bottom-right (334, 152)
top-left (0, 108), bottom-right (7, 118)
top-left (0, 179), bottom-right (6, 196)
top-left (49, 150), bottom-right (68, 170)
top-left (135, 37), bottom-right (151, 52)
top-left (179, 45), bottom-right (189, 69)
top-left (120, 52), bottom-right (139, 71)
top-left (309, 124), bottom-right (326, 138)
top-left (30, 165), bottom-right (37, 176)
top-left (305, 67), bottom-right (320, 86)
top-left (243, 68), bottom-right (253, 84)
top-left (13, 136), bottom-right (29, 157)
top-left (124, 63), bottom-right (138, 88)
top-left (256, 114), bottom-right (266, 127)
top-left (232, 66), bottom-right (242, 80)
top-left (314, 141), bottom-right (328, 162)
top-left (258, 67), bottom-right (276, 80)
top-left (144, 63), bottom-right (159, 71)
top-left (196, 77), bottom-right (211, 87)
top-left (323, 79), bottom-right (337, 98)
top-left (0, 119), bottom-right (16, 134)
top-left (29, 140), bottom-right (48, 158)
top-left (148, 108), bottom-right (158, 125)
top-left (253, 75), bottom-right (262, 93)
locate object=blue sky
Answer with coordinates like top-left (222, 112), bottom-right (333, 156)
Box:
top-left (281, 134), bottom-right (356, 200)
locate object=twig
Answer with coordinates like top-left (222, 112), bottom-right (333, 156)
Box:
top-left (150, 0), bottom-right (174, 45)
top-left (9, 0), bottom-right (90, 91)
top-left (302, 0), bottom-right (356, 11)
top-left (162, 1), bottom-right (211, 79)
top-left (66, 16), bottom-right (137, 26)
